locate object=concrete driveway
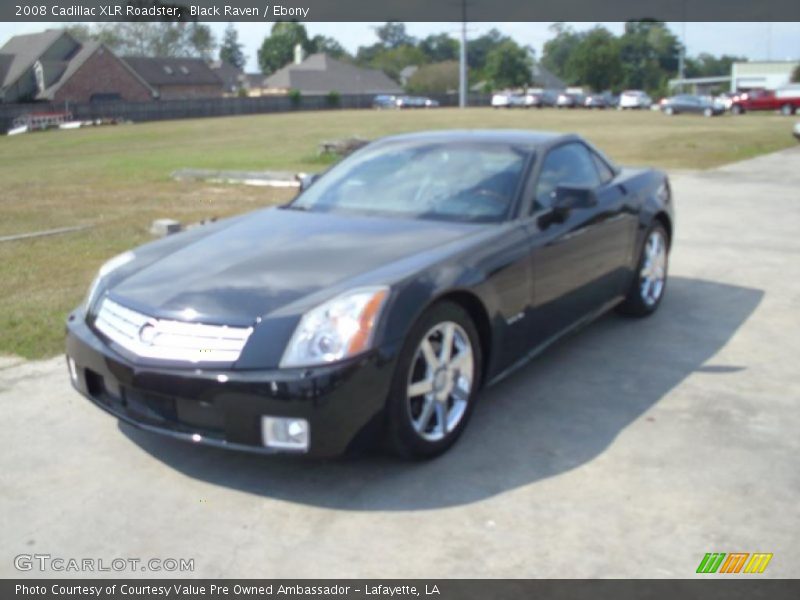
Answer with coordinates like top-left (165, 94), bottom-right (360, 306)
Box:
top-left (2, 147), bottom-right (799, 579)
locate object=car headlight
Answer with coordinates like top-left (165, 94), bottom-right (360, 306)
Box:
top-left (280, 286), bottom-right (389, 368)
top-left (84, 251), bottom-right (135, 315)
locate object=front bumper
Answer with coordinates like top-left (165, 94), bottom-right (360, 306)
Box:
top-left (65, 311), bottom-right (398, 458)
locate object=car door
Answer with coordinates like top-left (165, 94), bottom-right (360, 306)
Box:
top-left (522, 142), bottom-right (633, 344)
top-left (677, 96), bottom-right (691, 113)
top-left (748, 90), bottom-right (773, 111)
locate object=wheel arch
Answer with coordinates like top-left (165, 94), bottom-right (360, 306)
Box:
top-left (653, 211), bottom-right (673, 249)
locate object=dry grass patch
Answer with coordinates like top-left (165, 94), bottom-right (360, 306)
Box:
top-left (0, 108), bottom-right (793, 358)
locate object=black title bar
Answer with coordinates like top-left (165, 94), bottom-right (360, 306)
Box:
top-left (3, 0), bottom-right (800, 22)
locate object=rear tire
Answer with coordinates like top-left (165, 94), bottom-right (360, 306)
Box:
top-left (385, 302), bottom-right (482, 459)
top-left (731, 104), bottom-right (743, 115)
top-left (616, 223), bottom-right (669, 318)
top-left (781, 104), bottom-right (795, 116)
top-left (703, 107), bottom-right (713, 117)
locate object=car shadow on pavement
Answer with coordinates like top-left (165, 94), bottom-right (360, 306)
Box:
top-left (120, 276), bottom-right (763, 510)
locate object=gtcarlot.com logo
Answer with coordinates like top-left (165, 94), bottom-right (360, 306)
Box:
top-left (14, 554), bottom-right (194, 573)
top-left (697, 552), bottom-right (773, 574)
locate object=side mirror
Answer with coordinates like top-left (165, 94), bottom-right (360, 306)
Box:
top-left (296, 173), bottom-right (319, 192)
top-left (551, 185), bottom-right (597, 219)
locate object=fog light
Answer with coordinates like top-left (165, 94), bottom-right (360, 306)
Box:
top-left (261, 416), bottom-right (309, 451)
top-left (67, 357), bottom-right (78, 382)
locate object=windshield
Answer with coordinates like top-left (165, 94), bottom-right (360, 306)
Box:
top-left (290, 141), bottom-right (530, 223)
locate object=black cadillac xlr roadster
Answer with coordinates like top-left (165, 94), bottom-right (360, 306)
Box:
top-left (66, 130), bottom-right (673, 458)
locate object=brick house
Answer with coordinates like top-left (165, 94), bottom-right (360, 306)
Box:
top-left (0, 30), bottom-right (154, 104)
top-left (121, 57), bottom-right (225, 100)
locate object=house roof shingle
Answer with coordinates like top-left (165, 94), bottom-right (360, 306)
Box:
top-left (0, 29), bottom-right (68, 88)
top-left (122, 56), bottom-right (223, 87)
top-left (264, 53), bottom-right (402, 95)
top-left (0, 53), bottom-right (15, 84)
top-left (36, 42), bottom-right (99, 100)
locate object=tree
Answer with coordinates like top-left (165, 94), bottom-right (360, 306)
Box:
top-left (186, 23), bottom-right (215, 60)
top-left (63, 24), bottom-right (93, 42)
top-left (419, 33), bottom-right (459, 63)
top-left (368, 45), bottom-right (428, 82)
top-left (540, 23), bottom-right (582, 81)
top-left (219, 23), bottom-right (246, 69)
top-left (685, 53), bottom-right (746, 78)
top-left (311, 35), bottom-right (349, 60)
top-left (793, 64), bottom-right (800, 83)
top-left (467, 28), bottom-right (509, 73)
top-left (406, 61), bottom-right (459, 94)
top-left (63, 22), bottom-right (216, 59)
top-left (355, 43), bottom-right (383, 66)
top-left (618, 21), bottom-right (680, 94)
top-left (354, 22), bottom-right (426, 81)
top-left (484, 40), bottom-right (532, 89)
top-left (375, 22), bottom-right (415, 49)
top-left (258, 22), bottom-right (314, 75)
top-left (563, 26), bottom-right (622, 91)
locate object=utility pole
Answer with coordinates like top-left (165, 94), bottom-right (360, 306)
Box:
top-left (678, 22), bottom-right (686, 93)
top-left (459, 0), bottom-right (467, 108)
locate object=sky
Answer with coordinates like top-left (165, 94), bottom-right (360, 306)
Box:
top-left (1, 21), bottom-right (798, 73)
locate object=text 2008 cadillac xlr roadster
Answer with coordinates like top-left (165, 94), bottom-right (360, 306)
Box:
top-left (66, 130), bottom-right (673, 458)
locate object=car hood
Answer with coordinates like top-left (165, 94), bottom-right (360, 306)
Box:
top-left (109, 207), bottom-right (485, 324)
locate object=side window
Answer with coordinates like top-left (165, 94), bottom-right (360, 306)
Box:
top-left (591, 152), bottom-right (615, 184)
top-left (533, 143), bottom-right (601, 210)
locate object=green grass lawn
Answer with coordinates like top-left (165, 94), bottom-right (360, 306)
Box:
top-left (0, 107), bottom-right (794, 359)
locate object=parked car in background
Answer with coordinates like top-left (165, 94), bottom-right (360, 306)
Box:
top-left (523, 91), bottom-right (543, 108)
top-left (490, 93), bottom-right (507, 108)
top-left (373, 95), bottom-right (399, 109)
top-left (374, 95), bottom-right (439, 109)
top-left (602, 92), bottom-right (619, 108)
top-left (584, 94), bottom-right (608, 109)
top-left (730, 87), bottom-right (800, 115)
top-left (397, 96), bottom-right (439, 109)
top-left (661, 94), bottom-right (724, 117)
top-left (66, 130), bottom-right (673, 459)
top-left (491, 92), bottom-right (524, 108)
top-left (556, 92), bottom-right (584, 109)
top-left (539, 90), bottom-right (559, 107)
top-left (619, 90), bottom-right (652, 110)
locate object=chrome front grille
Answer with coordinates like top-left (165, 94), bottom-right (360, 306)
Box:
top-left (94, 298), bottom-right (252, 363)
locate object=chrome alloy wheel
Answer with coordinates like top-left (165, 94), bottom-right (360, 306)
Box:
top-left (406, 321), bottom-right (474, 442)
top-left (640, 230), bottom-right (667, 307)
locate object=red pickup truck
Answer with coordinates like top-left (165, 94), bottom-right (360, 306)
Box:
top-left (731, 88), bottom-right (800, 116)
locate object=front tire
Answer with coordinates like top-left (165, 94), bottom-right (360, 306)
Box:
top-left (617, 224), bottom-right (669, 317)
top-left (385, 302), bottom-right (482, 459)
top-left (781, 104), bottom-right (795, 116)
